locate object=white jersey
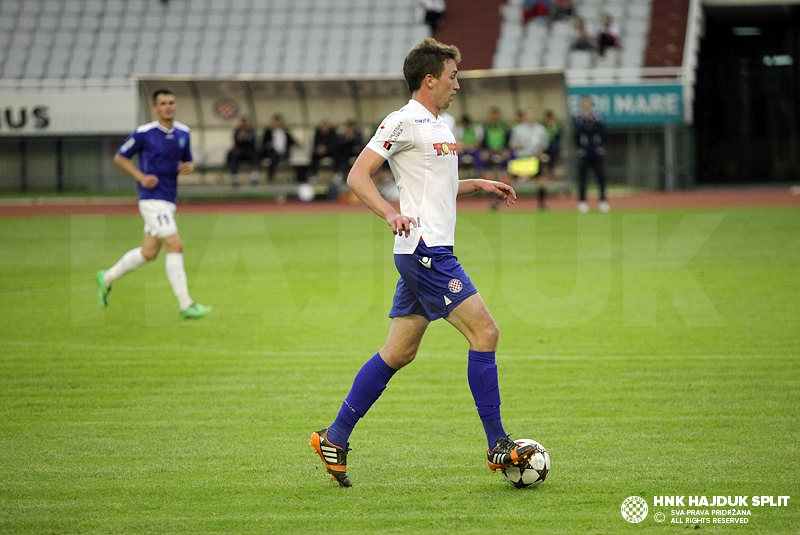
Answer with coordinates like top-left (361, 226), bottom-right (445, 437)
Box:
top-left (367, 99), bottom-right (459, 254)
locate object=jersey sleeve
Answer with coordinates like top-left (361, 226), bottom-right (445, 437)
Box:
top-left (182, 132), bottom-right (193, 162)
top-left (367, 111), bottom-right (413, 160)
top-left (117, 131), bottom-right (143, 159)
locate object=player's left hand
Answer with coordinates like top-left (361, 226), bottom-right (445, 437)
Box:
top-left (178, 161), bottom-right (195, 175)
top-left (481, 179), bottom-right (517, 207)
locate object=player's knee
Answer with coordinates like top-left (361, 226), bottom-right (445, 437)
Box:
top-left (141, 248), bottom-right (159, 261)
top-left (383, 347), bottom-right (417, 369)
top-left (484, 322), bottom-right (500, 348)
top-left (475, 321), bottom-right (499, 350)
top-left (165, 239), bottom-right (184, 253)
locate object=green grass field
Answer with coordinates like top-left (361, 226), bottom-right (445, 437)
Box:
top-left (1, 206), bottom-right (798, 534)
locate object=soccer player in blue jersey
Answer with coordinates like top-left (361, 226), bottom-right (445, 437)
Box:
top-left (95, 89), bottom-right (211, 320)
top-left (310, 39), bottom-right (534, 487)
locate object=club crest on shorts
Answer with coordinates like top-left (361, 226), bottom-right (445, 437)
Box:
top-left (448, 279), bottom-right (463, 293)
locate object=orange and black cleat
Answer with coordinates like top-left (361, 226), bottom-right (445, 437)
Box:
top-left (487, 435), bottom-right (536, 472)
top-left (309, 428), bottom-right (352, 487)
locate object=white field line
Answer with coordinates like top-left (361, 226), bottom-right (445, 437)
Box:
top-left (0, 339), bottom-right (782, 361)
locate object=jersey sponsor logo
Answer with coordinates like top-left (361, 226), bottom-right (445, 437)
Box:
top-left (419, 256), bottom-right (432, 269)
top-left (448, 279), bottom-right (463, 293)
top-left (432, 142), bottom-right (458, 156)
top-left (383, 121), bottom-right (404, 150)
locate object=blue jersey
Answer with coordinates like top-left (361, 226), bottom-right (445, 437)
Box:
top-left (117, 120), bottom-right (192, 203)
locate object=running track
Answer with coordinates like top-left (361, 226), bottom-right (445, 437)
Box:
top-left (1, 186), bottom-right (798, 218)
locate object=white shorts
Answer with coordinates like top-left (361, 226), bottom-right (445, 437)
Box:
top-left (138, 199), bottom-right (178, 239)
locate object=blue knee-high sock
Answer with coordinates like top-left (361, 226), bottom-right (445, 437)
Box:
top-left (327, 353), bottom-right (397, 447)
top-left (468, 350), bottom-right (506, 449)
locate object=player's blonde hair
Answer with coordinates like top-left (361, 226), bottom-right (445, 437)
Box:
top-left (403, 38), bottom-right (461, 93)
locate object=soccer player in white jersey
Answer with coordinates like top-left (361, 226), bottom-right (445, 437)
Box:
top-left (95, 89), bottom-right (211, 320)
top-left (311, 39), bottom-right (535, 487)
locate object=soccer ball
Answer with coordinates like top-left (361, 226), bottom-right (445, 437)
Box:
top-left (297, 183), bottom-right (315, 202)
top-left (502, 439), bottom-right (550, 488)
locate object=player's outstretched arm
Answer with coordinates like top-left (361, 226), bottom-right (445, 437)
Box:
top-left (113, 154), bottom-right (158, 189)
top-left (347, 148), bottom-right (416, 237)
top-left (458, 178), bottom-right (517, 207)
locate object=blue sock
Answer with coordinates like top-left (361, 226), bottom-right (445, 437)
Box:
top-left (468, 349), bottom-right (506, 449)
top-left (327, 353), bottom-right (397, 447)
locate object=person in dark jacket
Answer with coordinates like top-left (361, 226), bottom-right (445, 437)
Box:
top-left (262, 114), bottom-right (297, 182)
top-left (574, 96), bottom-right (609, 212)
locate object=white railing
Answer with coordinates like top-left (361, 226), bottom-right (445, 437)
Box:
top-left (681, 0), bottom-right (704, 124)
top-left (565, 66), bottom-right (684, 85)
top-left (0, 78), bottom-right (137, 93)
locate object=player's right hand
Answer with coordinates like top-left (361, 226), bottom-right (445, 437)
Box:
top-left (387, 213), bottom-right (416, 237)
top-left (138, 174), bottom-right (159, 189)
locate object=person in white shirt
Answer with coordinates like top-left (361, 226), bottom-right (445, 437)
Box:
top-left (509, 107), bottom-right (551, 209)
top-left (310, 38), bottom-right (538, 488)
top-left (261, 114), bottom-right (297, 182)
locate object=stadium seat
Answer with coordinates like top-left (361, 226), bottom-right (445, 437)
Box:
top-left (230, 0), bottom-right (252, 11)
top-left (543, 46), bottom-right (567, 69)
top-left (569, 50), bottom-right (593, 69)
top-left (493, 51), bottom-right (516, 70)
top-left (83, 0), bottom-right (104, 14)
top-left (188, 0), bottom-right (210, 11)
top-left (0, 14), bottom-right (16, 33)
top-left (25, 49), bottom-right (50, 78)
top-left (208, 0), bottom-right (230, 11)
top-left (108, 51), bottom-right (133, 78)
top-left (0, 0), bottom-right (23, 16)
top-left (66, 56), bottom-right (90, 78)
top-left (31, 31), bottom-right (55, 50)
top-left (596, 48), bottom-right (620, 69)
top-left (17, 13), bottom-right (38, 31)
top-left (47, 50), bottom-right (71, 78)
top-left (39, 15), bottom-right (60, 31)
top-left (62, 0), bottom-right (83, 15)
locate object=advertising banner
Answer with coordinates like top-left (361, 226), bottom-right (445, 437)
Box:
top-left (567, 84), bottom-right (684, 126)
top-left (0, 91), bottom-right (137, 136)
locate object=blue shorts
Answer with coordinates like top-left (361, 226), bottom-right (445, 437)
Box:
top-left (389, 240), bottom-right (478, 322)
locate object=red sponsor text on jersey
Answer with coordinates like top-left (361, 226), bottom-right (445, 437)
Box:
top-left (432, 142), bottom-right (458, 156)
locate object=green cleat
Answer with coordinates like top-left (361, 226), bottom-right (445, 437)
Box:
top-left (180, 302), bottom-right (212, 320)
top-left (95, 270), bottom-right (110, 308)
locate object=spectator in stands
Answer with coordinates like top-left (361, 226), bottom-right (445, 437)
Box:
top-left (309, 120), bottom-right (341, 183)
top-left (571, 18), bottom-right (596, 52)
top-left (419, 0), bottom-right (446, 36)
top-left (508, 108), bottom-right (550, 209)
top-left (479, 107), bottom-right (511, 181)
top-left (550, 0), bottom-right (575, 23)
top-left (335, 120), bottom-right (364, 177)
top-left (574, 96), bottom-right (609, 212)
top-left (262, 113), bottom-right (297, 183)
top-left (455, 115), bottom-right (484, 177)
top-left (522, 0), bottom-right (552, 26)
top-left (227, 117), bottom-right (260, 187)
top-left (597, 14), bottom-right (621, 56)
